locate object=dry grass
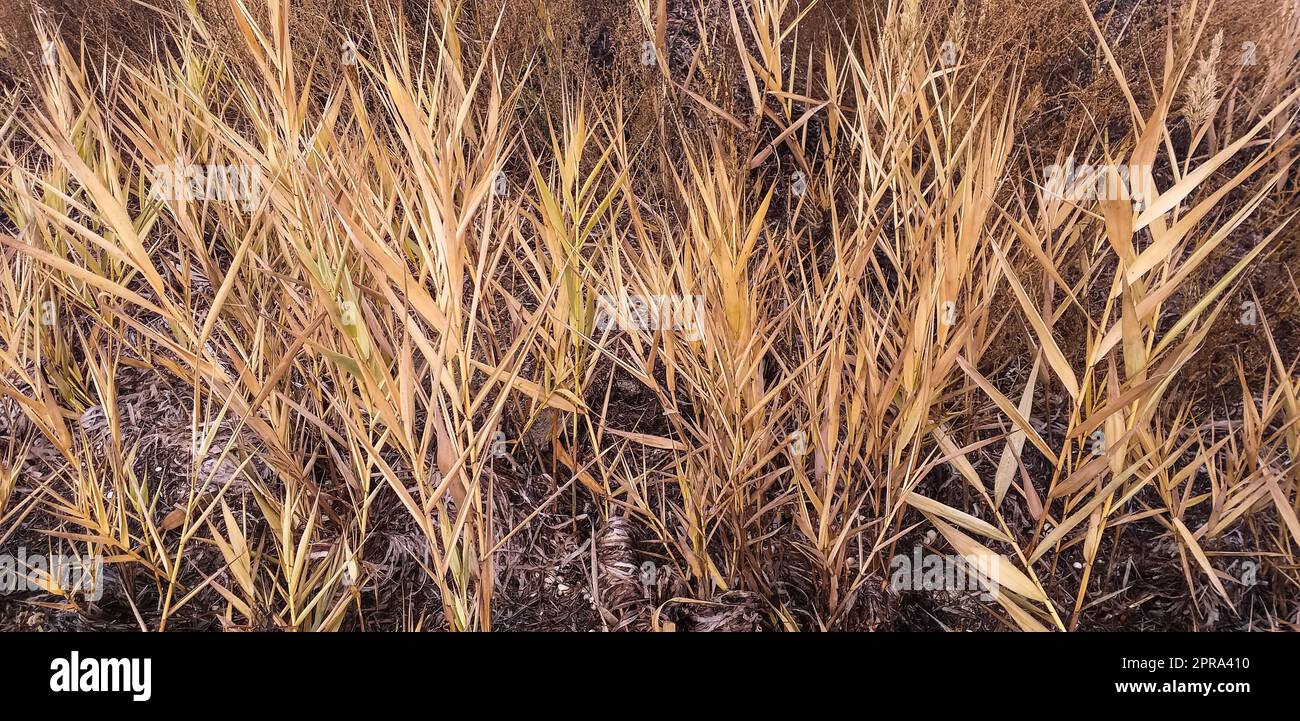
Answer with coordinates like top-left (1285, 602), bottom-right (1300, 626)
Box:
top-left (0, 0), bottom-right (1298, 631)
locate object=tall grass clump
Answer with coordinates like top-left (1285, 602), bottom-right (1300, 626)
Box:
top-left (0, 0), bottom-right (1298, 631)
